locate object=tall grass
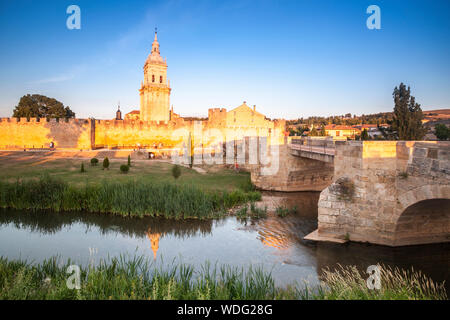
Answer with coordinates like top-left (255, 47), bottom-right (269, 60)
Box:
top-left (0, 175), bottom-right (261, 219)
top-left (0, 256), bottom-right (446, 300)
top-left (314, 264), bottom-right (448, 300)
top-left (0, 256), bottom-right (297, 300)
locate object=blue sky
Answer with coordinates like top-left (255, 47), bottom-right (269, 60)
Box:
top-left (0, 0), bottom-right (449, 119)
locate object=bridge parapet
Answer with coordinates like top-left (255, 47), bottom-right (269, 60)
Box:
top-left (289, 136), bottom-right (337, 162)
top-left (313, 141), bottom-right (450, 246)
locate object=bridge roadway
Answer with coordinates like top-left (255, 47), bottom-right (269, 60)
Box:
top-left (288, 139), bottom-right (336, 163)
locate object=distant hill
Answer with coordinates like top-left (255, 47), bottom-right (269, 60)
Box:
top-left (422, 109), bottom-right (450, 127)
top-left (423, 108), bottom-right (450, 117)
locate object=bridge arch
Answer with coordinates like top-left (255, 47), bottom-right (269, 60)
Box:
top-left (397, 184), bottom-right (450, 212)
top-left (394, 185), bottom-right (450, 246)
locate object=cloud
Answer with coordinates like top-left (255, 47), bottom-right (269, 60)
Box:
top-left (30, 74), bottom-right (75, 84)
top-left (28, 64), bottom-right (87, 85)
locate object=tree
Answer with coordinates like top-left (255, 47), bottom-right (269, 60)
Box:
top-left (309, 127), bottom-right (318, 136)
top-left (319, 126), bottom-right (326, 136)
top-left (120, 164), bottom-right (129, 174)
top-left (12, 94), bottom-right (75, 119)
top-left (80, 163), bottom-right (85, 173)
top-left (171, 165), bottom-right (181, 179)
top-left (90, 158), bottom-right (99, 166)
top-left (361, 128), bottom-right (369, 140)
top-left (103, 157), bottom-right (110, 170)
top-left (127, 155), bottom-right (131, 167)
top-left (188, 132), bottom-right (194, 168)
top-left (391, 83), bottom-right (425, 140)
top-left (435, 124), bottom-right (450, 141)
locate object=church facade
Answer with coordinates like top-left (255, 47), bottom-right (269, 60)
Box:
top-left (0, 32), bottom-right (285, 150)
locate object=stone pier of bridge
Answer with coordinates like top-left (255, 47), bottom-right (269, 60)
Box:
top-left (314, 140), bottom-right (450, 246)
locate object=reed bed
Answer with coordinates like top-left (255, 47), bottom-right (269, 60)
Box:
top-left (0, 256), bottom-right (446, 300)
top-left (314, 264), bottom-right (448, 300)
top-left (0, 256), bottom-right (297, 300)
top-left (0, 175), bottom-right (261, 219)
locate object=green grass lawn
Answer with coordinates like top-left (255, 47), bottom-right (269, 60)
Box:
top-left (0, 156), bottom-right (251, 192)
top-left (0, 156), bottom-right (260, 218)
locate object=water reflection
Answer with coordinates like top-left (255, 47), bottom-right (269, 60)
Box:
top-left (0, 209), bottom-right (214, 238)
top-left (0, 191), bottom-right (448, 293)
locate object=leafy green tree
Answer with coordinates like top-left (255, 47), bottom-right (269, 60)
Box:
top-left (90, 158), bottom-right (99, 166)
top-left (434, 124), bottom-right (450, 141)
top-left (309, 127), bottom-right (318, 136)
top-left (361, 128), bottom-right (369, 140)
top-left (12, 94), bottom-right (75, 118)
top-left (319, 126), bottom-right (326, 136)
top-left (103, 157), bottom-right (110, 170)
top-left (171, 165), bottom-right (181, 179)
top-left (391, 83), bottom-right (425, 140)
top-left (120, 164), bottom-right (129, 174)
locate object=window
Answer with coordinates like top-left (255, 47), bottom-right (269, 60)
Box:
top-left (336, 131), bottom-right (340, 136)
top-left (152, 75), bottom-right (155, 82)
top-left (160, 76), bottom-right (163, 83)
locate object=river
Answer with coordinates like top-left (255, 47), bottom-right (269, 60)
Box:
top-left (0, 191), bottom-right (448, 292)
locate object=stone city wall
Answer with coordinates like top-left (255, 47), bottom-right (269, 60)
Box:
top-left (0, 117), bottom-right (93, 150)
top-left (0, 117), bottom-right (285, 153)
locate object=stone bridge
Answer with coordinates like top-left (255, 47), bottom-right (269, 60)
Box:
top-left (251, 138), bottom-right (450, 246)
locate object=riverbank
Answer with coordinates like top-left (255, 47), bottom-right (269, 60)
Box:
top-left (0, 152), bottom-right (265, 218)
top-left (0, 175), bottom-right (261, 219)
top-left (0, 256), bottom-right (446, 300)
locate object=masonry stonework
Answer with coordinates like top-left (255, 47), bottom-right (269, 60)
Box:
top-left (251, 140), bottom-right (334, 192)
top-left (317, 141), bottom-right (450, 246)
top-left (0, 117), bottom-right (93, 150)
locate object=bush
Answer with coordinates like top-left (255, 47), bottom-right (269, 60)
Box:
top-left (102, 157), bottom-right (110, 170)
top-left (171, 165), bottom-right (181, 180)
top-left (332, 177), bottom-right (355, 201)
top-left (90, 158), bottom-right (99, 166)
top-left (120, 164), bottom-right (129, 174)
top-left (435, 123), bottom-right (450, 141)
top-left (80, 163), bottom-right (85, 173)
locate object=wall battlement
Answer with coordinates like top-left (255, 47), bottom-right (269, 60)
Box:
top-left (0, 108), bottom-right (286, 150)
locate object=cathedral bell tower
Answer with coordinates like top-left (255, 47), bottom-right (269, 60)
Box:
top-left (139, 29), bottom-right (171, 122)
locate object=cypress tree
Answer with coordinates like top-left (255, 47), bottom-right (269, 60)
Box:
top-left (361, 128), bottom-right (369, 140)
top-left (391, 83), bottom-right (426, 140)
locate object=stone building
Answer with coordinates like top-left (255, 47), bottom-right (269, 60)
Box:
top-left (0, 31), bottom-right (285, 150)
top-left (138, 30), bottom-right (171, 122)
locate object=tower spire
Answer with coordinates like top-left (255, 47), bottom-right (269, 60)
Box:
top-left (151, 27), bottom-right (160, 55)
